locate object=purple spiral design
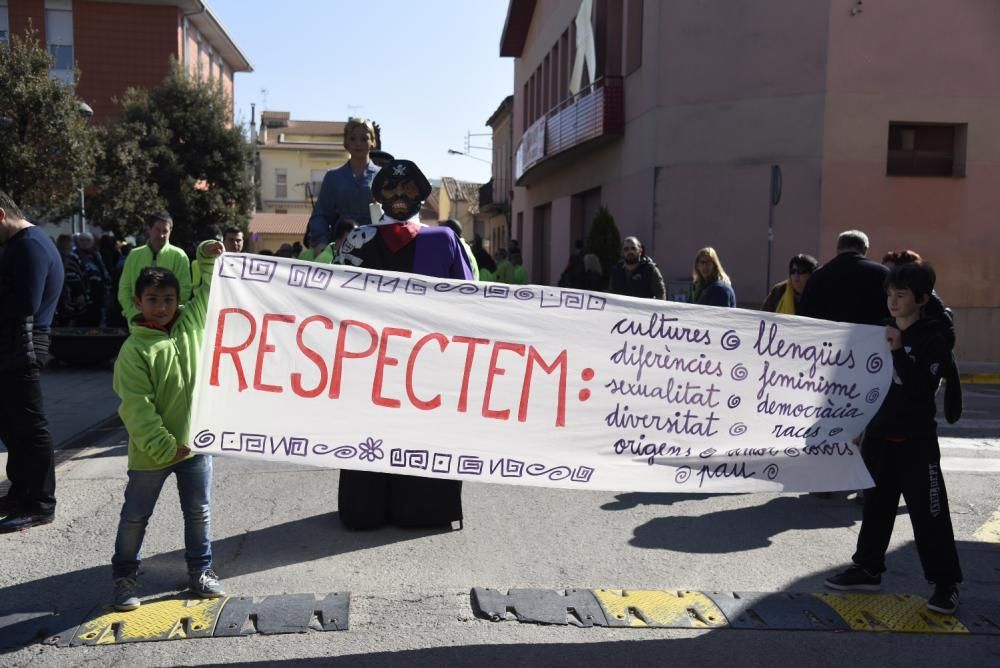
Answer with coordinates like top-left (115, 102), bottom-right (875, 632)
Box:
top-left (674, 466), bottom-right (692, 484)
top-left (727, 395), bottom-right (742, 409)
top-left (729, 422), bottom-right (748, 437)
top-left (828, 427), bottom-right (843, 437)
top-left (783, 447), bottom-right (800, 457)
top-left (434, 282), bottom-right (479, 295)
top-left (721, 330), bottom-right (741, 351)
top-left (525, 464), bottom-right (572, 480)
top-left (763, 463), bottom-right (780, 480)
top-left (192, 430), bottom-right (215, 449)
top-left (513, 287), bottom-right (536, 300)
top-left (865, 388), bottom-right (881, 404)
top-left (699, 448), bottom-right (717, 459)
top-left (730, 364), bottom-right (748, 381)
top-left (866, 353), bottom-right (884, 374)
top-left (312, 443), bottom-right (357, 459)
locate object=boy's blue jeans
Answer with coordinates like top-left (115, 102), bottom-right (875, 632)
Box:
top-left (111, 455), bottom-right (213, 579)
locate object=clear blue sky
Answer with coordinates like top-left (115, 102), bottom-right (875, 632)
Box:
top-left (210, 0), bottom-right (514, 185)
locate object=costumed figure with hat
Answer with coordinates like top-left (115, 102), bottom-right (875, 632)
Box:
top-left (336, 159), bottom-right (472, 530)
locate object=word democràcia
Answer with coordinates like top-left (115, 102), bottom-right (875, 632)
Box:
top-left (207, 308), bottom-right (573, 427)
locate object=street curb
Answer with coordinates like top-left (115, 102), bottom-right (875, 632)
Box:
top-left (55, 413), bottom-right (122, 450)
top-left (960, 374), bottom-right (1000, 385)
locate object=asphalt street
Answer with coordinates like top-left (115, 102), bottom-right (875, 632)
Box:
top-left (0, 376), bottom-right (998, 666)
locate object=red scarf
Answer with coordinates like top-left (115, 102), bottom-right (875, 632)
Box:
top-left (378, 222), bottom-right (420, 252)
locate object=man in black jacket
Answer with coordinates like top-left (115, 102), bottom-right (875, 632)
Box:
top-left (0, 190), bottom-right (64, 532)
top-left (798, 229), bottom-right (888, 325)
top-left (798, 229), bottom-right (889, 501)
top-left (609, 237), bottom-right (666, 300)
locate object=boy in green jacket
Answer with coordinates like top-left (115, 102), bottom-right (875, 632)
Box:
top-left (110, 239), bottom-right (224, 611)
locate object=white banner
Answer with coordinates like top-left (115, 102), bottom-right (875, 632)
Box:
top-left (190, 255), bottom-right (891, 493)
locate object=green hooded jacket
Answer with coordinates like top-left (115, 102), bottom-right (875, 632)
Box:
top-left (112, 241), bottom-right (215, 471)
top-left (117, 242), bottom-right (193, 325)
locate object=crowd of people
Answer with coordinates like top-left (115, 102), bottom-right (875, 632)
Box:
top-left (0, 113), bottom-right (967, 617)
top-left (50, 231), bottom-right (133, 328)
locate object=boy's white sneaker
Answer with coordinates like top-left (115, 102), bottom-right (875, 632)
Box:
top-left (190, 569), bottom-right (225, 598)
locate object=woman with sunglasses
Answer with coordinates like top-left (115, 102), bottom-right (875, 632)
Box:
top-left (761, 253), bottom-right (819, 315)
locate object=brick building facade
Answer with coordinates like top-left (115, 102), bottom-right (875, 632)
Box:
top-left (2, 0), bottom-right (251, 122)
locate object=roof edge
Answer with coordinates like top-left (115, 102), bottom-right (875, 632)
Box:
top-left (486, 95), bottom-right (514, 127)
top-left (190, 2), bottom-right (253, 72)
top-left (499, 0), bottom-right (536, 57)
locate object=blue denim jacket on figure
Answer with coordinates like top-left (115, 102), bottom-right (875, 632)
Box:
top-left (306, 160), bottom-right (380, 247)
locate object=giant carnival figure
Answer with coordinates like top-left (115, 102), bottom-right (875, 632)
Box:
top-left (336, 159), bottom-right (472, 530)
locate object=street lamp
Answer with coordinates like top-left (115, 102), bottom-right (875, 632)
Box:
top-left (447, 149), bottom-right (490, 164)
top-left (77, 101), bottom-right (93, 234)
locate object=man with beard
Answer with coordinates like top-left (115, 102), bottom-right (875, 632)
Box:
top-left (336, 159), bottom-right (471, 531)
top-left (609, 236), bottom-right (665, 299)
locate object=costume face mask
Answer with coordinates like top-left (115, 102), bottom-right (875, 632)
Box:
top-left (378, 177), bottom-right (422, 220)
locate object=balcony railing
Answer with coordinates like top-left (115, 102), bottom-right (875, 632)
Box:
top-left (514, 76), bottom-right (624, 184)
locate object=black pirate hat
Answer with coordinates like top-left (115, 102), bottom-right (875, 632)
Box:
top-left (372, 159), bottom-right (432, 202)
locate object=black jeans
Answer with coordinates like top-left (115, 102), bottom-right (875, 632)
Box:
top-left (0, 358), bottom-right (56, 515)
top-left (853, 432), bottom-right (962, 584)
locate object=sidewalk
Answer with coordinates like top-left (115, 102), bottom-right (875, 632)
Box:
top-left (39, 364), bottom-right (120, 447)
top-left (959, 361), bottom-right (1000, 384)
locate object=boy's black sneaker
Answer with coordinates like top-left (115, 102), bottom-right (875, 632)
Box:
top-left (824, 565), bottom-right (882, 591)
top-left (113, 576), bottom-right (141, 612)
top-left (927, 583), bottom-right (959, 614)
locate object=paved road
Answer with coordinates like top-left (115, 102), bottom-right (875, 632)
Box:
top-left (0, 374), bottom-right (998, 665)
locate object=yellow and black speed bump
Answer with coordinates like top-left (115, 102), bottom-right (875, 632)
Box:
top-left (71, 596), bottom-right (225, 645)
top-left (470, 588), bottom-right (1000, 635)
top-left (215, 593), bottom-right (349, 636)
top-left (593, 589), bottom-right (727, 628)
top-left (472, 588), bottom-right (608, 627)
top-left (817, 593), bottom-right (968, 634)
top-left (709, 591), bottom-right (850, 631)
top-left (36, 592), bottom-right (350, 647)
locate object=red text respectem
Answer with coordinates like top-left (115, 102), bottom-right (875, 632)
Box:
top-left (209, 309), bottom-right (570, 427)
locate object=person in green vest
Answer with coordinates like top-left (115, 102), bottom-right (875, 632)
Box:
top-left (297, 231), bottom-right (317, 262)
top-left (471, 235), bottom-right (497, 281)
top-left (494, 248), bottom-right (515, 284)
top-left (117, 213), bottom-right (192, 326)
top-left (441, 219), bottom-right (479, 280)
top-left (511, 250), bottom-right (528, 284)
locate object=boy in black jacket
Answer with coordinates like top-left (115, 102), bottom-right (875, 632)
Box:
top-left (824, 262), bottom-right (963, 614)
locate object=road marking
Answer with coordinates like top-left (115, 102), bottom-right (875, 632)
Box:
top-left (939, 437), bottom-right (1000, 451)
top-left (974, 510), bottom-right (1000, 544)
top-left (940, 457), bottom-right (1000, 473)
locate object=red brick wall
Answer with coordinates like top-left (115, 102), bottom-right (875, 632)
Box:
top-left (73, 1), bottom-right (181, 122)
top-left (8, 0), bottom-right (45, 38)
